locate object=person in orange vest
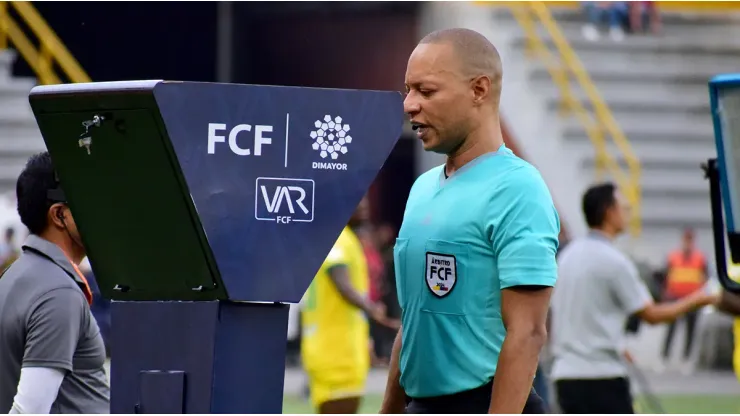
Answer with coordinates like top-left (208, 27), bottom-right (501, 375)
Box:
top-left (658, 227), bottom-right (709, 373)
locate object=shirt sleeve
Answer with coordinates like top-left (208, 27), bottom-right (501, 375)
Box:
top-left (323, 238), bottom-right (349, 269)
top-left (610, 258), bottom-right (653, 315)
top-left (23, 287), bottom-right (86, 372)
top-left (9, 367), bottom-right (66, 414)
top-left (490, 167), bottom-right (560, 289)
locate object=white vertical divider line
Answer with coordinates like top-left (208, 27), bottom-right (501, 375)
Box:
top-left (284, 113), bottom-right (291, 168)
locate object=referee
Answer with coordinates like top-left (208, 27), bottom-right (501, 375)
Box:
top-left (0, 152), bottom-right (109, 413)
top-left (380, 28), bottom-right (560, 414)
top-left (551, 182), bottom-right (717, 414)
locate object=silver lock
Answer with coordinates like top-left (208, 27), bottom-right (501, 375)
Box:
top-left (79, 115), bottom-right (105, 155)
top-left (78, 136), bottom-right (92, 155)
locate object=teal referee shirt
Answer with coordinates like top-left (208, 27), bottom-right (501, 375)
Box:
top-left (394, 144), bottom-right (560, 398)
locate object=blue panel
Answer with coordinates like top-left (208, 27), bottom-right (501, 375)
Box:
top-left (110, 301), bottom-right (218, 414)
top-left (138, 371), bottom-right (185, 413)
top-left (153, 82), bottom-right (404, 302)
top-left (110, 301), bottom-right (290, 414)
top-left (210, 302), bottom-right (289, 414)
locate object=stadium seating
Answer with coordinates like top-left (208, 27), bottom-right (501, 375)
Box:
top-left (0, 49), bottom-right (42, 197)
top-left (544, 8), bottom-right (738, 261)
top-left (0, 2), bottom-right (89, 199)
top-left (469, 4), bottom-right (740, 263)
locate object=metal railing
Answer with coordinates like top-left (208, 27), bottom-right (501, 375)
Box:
top-left (0, 1), bottom-right (90, 84)
top-left (509, 2), bottom-right (642, 237)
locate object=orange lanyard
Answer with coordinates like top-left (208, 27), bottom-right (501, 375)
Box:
top-left (59, 252), bottom-right (94, 306)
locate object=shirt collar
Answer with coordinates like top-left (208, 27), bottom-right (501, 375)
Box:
top-left (587, 229), bottom-right (613, 242)
top-left (22, 234), bottom-right (87, 287)
top-left (439, 143), bottom-right (511, 185)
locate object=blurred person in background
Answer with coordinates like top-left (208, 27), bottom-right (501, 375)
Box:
top-left (551, 183), bottom-right (717, 414)
top-left (376, 223), bottom-right (401, 320)
top-left (581, 1), bottom-right (629, 42)
top-left (657, 227), bottom-right (709, 374)
top-left (719, 263), bottom-right (740, 382)
top-left (352, 200), bottom-right (390, 365)
top-left (374, 223), bottom-right (403, 361)
top-left (300, 197), bottom-right (392, 414)
top-left (628, 1), bottom-right (662, 35)
top-left (286, 302), bottom-right (303, 367)
top-left (355, 223), bottom-right (400, 366)
top-left (0, 152), bottom-right (109, 413)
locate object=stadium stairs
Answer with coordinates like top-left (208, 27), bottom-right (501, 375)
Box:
top-left (539, 8), bottom-right (740, 263)
top-left (423, 2), bottom-right (739, 264)
top-left (0, 49), bottom-right (44, 197)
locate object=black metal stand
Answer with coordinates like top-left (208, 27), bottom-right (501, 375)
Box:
top-left (703, 158), bottom-right (740, 293)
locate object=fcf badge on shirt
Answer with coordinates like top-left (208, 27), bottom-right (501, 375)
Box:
top-left (426, 252), bottom-right (457, 297)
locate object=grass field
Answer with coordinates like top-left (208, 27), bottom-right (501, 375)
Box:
top-left (282, 393), bottom-right (740, 414)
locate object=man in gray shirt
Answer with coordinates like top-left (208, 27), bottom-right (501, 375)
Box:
top-left (0, 152), bottom-right (109, 413)
top-left (551, 182), bottom-right (716, 414)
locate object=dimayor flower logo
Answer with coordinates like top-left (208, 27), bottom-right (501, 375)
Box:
top-left (310, 115), bottom-right (352, 160)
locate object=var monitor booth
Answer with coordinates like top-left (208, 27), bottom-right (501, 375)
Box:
top-left (28, 80), bottom-right (404, 414)
top-left (707, 74), bottom-right (740, 294)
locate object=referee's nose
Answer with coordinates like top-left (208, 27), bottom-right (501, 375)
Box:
top-left (404, 91), bottom-right (421, 117)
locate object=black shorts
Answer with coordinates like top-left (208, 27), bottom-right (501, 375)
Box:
top-left (555, 377), bottom-right (634, 414)
top-left (405, 378), bottom-right (547, 414)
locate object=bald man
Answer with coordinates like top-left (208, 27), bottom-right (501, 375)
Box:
top-left (379, 28), bottom-right (559, 414)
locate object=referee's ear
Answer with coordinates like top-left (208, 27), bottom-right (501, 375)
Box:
top-left (470, 75), bottom-right (493, 107)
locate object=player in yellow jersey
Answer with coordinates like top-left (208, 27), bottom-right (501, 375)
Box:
top-left (301, 198), bottom-right (390, 413)
top-left (721, 263), bottom-right (740, 382)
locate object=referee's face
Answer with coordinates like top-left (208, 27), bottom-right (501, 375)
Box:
top-left (404, 43), bottom-right (472, 154)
